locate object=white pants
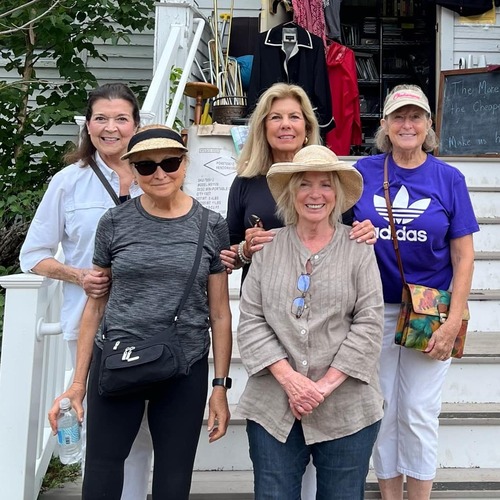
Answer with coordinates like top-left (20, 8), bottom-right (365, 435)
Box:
top-left (301, 459), bottom-right (316, 499)
top-left (68, 340), bottom-right (153, 499)
top-left (372, 304), bottom-right (451, 481)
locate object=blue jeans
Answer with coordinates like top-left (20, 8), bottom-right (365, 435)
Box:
top-left (247, 419), bottom-right (381, 500)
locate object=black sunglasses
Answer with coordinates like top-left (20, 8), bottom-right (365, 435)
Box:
top-left (132, 156), bottom-right (184, 176)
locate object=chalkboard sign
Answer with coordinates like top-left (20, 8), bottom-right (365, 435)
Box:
top-left (436, 67), bottom-right (500, 156)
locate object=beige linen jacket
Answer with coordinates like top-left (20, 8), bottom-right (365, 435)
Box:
top-left (237, 223), bottom-right (384, 444)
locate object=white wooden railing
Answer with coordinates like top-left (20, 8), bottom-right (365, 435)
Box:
top-left (0, 1), bottom-right (207, 498)
top-left (0, 273), bottom-right (69, 500)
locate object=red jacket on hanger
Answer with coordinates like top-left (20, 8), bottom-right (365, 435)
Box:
top-left (325, 42), bottom-right (362, 156)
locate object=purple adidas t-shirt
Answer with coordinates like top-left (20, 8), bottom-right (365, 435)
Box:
top-left (353, 153), bottom-right (479, 303)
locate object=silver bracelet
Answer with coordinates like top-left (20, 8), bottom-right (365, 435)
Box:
top-left (238, 240), bottom-right (252, 265)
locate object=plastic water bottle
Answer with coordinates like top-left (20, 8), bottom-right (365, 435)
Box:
top-left (56, 398), bottom-right (82, 464)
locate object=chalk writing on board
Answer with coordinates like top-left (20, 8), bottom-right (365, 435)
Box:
top-left (437, 68), bottom-right (500, 156)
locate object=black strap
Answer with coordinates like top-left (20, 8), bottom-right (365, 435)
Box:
top-left (102, 206), bottom-right (209, 340)
top-left (383, 154), bottom-right (407, 285)
top-left (88, 157), bottom-right (121, 206)
top-left (173, 207), bottom-right (209, 321)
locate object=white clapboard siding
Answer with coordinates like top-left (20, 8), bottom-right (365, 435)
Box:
top-left (1, 29), bottom-right (154, 148)
top-left (440, 6), bottom-right (500, 70)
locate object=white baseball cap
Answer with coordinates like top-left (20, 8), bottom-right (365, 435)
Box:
top-left (383, 86), bottom-right (431, 116)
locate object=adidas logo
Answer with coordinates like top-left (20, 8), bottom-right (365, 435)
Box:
top-left (374, 185), bottom-right (430, 224)
top-left (374, 185), bottom-right (430, 242)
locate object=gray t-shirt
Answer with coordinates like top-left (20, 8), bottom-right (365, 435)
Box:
top-left (92, 197), bottom-right (229, 366)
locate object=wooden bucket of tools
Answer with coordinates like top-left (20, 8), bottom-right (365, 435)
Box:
top-left (212, 96), bottom-right (247, 124)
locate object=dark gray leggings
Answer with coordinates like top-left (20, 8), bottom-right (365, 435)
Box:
top-left (83, 344), bottom-right (208, 499)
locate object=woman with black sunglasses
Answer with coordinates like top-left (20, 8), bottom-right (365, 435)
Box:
top-left (237, 145), bottom-right (384, 500)
top-left (48, 124), bottom-right (233, 499)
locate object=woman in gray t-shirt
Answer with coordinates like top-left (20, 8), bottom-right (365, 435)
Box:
top-left (49, 125), bottom-right (232, 499)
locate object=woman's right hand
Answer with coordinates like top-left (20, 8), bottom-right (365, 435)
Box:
top-left (48, 382), bottom-right (86, 434)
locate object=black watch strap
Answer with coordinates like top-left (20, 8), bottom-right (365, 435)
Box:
top-left (212, 377), bottom-right (232, 389)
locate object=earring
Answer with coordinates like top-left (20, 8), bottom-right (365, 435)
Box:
top-left (304, 136), bottom-right (309, 145)
top-left (133, 179), bottom-right (138, 185)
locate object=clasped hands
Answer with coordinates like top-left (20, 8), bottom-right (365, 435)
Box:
top-left (281, 371), bottom-right (332, 420)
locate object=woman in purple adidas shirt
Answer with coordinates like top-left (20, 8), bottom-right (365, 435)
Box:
top-left (353, 84), bottom-right (479, 500)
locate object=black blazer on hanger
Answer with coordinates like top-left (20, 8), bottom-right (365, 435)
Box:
top-left (247, 23), bottom-right (335, 132)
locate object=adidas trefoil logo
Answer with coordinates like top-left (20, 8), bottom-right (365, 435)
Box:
top-left (374, 185), bottom-right (431, 224)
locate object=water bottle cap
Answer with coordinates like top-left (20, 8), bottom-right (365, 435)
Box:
top-left (59, 397), bottom-right (71, 411)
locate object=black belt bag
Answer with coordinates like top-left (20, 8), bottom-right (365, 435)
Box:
top-left (98, 207), bottom-right (209, 397)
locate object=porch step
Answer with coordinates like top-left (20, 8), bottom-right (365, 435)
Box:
top-left (474, 217), bottom-right (500, 253)
top-left (194, 402), bottom-right (500, 470)
top-left (192, 468), bottom-right (500, 499)
top-left (443, 331), bottom-right (500, 403)
top-left (39, 468), bottom-right (500, 499)
top-left (467, 289), bottom-right (500, 332)
top-left (231, 288), bottom-right (500, 334)
top-left (472, 252), bottom-right (500, 290)
top-left (212, 331), bottom-right (500, 406)
top-left (469, 189), bottom-right (500, 219)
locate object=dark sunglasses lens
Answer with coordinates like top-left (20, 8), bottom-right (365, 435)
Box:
top-left (134, 157), bottom-right (183, 176)
top-left (159, 157), bottom-right (183, 172)
top-left (134, 161), bottom-right (157, 176)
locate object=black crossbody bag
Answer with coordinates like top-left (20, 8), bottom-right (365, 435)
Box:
top-left (98, 207), bottom-right (209, 397)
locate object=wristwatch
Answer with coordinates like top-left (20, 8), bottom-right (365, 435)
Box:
top-left (212, 377), bottom-right (232, 389)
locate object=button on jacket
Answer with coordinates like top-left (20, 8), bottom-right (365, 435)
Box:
top-left (237, 224), bottom-right (384, 444)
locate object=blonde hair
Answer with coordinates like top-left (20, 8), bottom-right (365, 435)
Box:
top-left (275, 171), bottom-right (344, 226)
top-left (375, 84), bottom-right (438, 153)
top-left (237, 83), bottom-right (321, 178)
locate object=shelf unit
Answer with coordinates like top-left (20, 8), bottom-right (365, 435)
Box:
top-left (340, 0), bottom-right (436, 154)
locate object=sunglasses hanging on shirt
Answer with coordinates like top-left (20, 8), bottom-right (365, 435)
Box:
top-left (132, 156), bottom-right (184, 176)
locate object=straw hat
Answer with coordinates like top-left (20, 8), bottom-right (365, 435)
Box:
top-left (267, 145), bottom-right (363, 212)
top-left (121, 127), bottom-right (187, 160)
top-left (383, 86), bottom-right (431, 116)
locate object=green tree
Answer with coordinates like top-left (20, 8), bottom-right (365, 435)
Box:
top-left (0, 0), bottom-right (155, 346)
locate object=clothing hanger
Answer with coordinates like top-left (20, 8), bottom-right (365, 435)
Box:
top-left (271, 0), bottom-right (293, 14)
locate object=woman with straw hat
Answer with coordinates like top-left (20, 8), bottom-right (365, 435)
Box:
top-left (237, 144), bottom-right (384, 499)
top-left (48, 125), bottom-right (233, 499)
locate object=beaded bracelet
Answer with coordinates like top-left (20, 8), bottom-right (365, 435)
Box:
top-left (237, 240), bottom-right (252, 265)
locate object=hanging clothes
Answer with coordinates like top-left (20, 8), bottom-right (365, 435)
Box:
top-left (247, 23), bottom-right (335, 133)
top-left (324, 0), bottom-right (343, 41)
top-left (291, 0), bottom-right (327, 47)
top-left (325, 42), bottom-right (361, 156)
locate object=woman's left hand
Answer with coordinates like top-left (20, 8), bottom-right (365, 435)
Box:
top-left (424, 322), bottom-right (459, 361)
top-left (220, 245), bottom-right (240, 274)
top-left (350, 219), bottom-right (377, 245)
top-left (207, 387), bottom-right (231, 442)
